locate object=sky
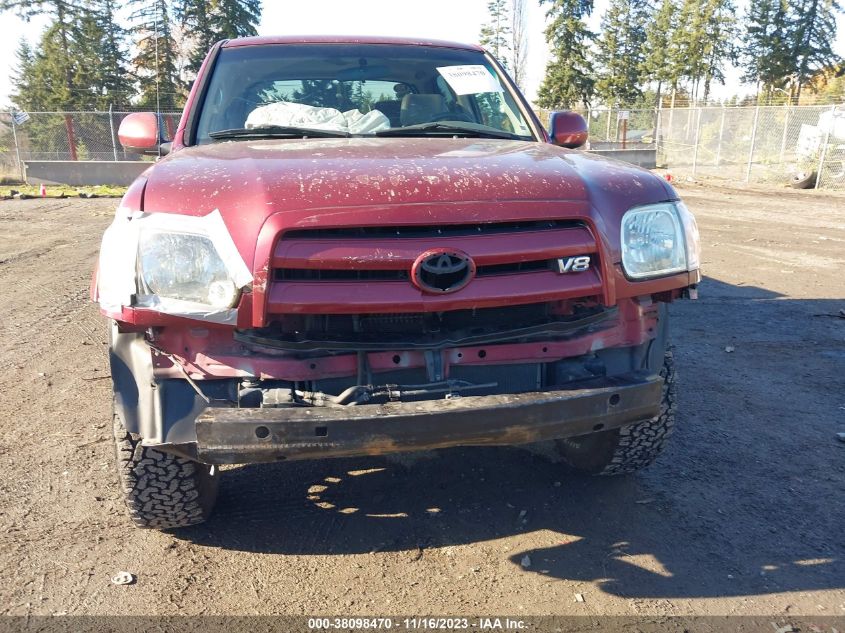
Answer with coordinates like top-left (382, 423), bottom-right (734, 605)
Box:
top-left (1, 0), bottom-right (843, 109)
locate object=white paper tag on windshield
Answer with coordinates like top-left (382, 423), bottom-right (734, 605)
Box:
top-left (436, 65), bottom-right (503, 96)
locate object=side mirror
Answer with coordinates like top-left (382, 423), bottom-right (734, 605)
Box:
top-left (118, 112), bottom-right (170, 156)
top-left (549, 111), bottom-right (588, 149)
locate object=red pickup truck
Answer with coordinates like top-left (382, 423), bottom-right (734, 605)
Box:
top-left (95, 36), bottom-right (700, 529)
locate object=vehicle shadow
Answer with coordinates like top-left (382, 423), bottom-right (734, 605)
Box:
top-left (176, 275), bottom-right (845, 600)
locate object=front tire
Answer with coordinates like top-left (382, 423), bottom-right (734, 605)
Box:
top-left (555, 352), bottom-right (677, 475)
top-left (113, 414), bottom-right (219, 529)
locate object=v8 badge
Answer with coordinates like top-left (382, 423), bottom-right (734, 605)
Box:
top-left (555, 255), bottom-right (591, 274)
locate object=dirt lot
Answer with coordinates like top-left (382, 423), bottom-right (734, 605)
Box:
top-left (0, 181), bottom-right (843, 620)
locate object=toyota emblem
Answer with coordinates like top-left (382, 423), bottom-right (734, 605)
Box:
top-left (411, 248), bottom-right (476, 294)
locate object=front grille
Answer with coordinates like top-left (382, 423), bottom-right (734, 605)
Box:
top-left (275, 268), bottom-right (411, 282)
top-left (261, 219), bottom-right (604, 317)
top-left (274, 258), bottom-right (555, 281)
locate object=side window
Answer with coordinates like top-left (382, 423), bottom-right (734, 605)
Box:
top-left (475, 93), bottom-right (510, 131)
top-left (472, 91), bottom-right (530, 135)
top-left (257, 81), bottom-right (298, 105)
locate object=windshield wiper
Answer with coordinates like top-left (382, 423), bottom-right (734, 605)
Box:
top-left (209, 125), bottom-right (351, 140)
top-left (375, 122), bottom-right (523, 140)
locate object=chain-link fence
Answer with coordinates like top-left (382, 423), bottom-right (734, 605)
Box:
top-left (0, 110), bottom-right (181, 182)
top-left (0, 112), bottom-right (21, 182)
top-left (2, 106), bottom-right (844, 190)
top-left (580, 108), bottom-right (658, 147)
top-left (539, 104), bottom-right (845, 191)
top-left (656, 104), bottom-right (845, 190)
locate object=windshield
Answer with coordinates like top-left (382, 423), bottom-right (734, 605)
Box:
top-left (194, 43), bottom-right (535, 142)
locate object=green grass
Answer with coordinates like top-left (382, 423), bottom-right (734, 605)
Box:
top-left (1, 184), bottom-right (127, 198)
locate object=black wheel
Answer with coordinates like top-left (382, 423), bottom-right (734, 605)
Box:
top-left (790, 170), bottom-right (817, 189)
top-left (113, 413), bottom-right (219, 529)
top-left (555, 352), bottom-right (677, 476)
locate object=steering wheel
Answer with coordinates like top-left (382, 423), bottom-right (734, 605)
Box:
top-left (429, 111), bottom-right (474, 123)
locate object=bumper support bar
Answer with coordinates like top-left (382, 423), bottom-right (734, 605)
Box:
top-left (194, 373), bottom-right (662, 464)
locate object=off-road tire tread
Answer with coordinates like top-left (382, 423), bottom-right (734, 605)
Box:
top-left (556, 351), bottom-right (676, 476)
top-left (113, 415), bottom-right (217, 529)
top-left (597, 352), bottom-right (678, 476)
top-left (595, 352), bottom-right (676, 475)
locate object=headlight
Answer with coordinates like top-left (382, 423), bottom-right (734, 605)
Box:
top-left (137, 230), bottom-right (240, 308)
top-left (621, 202), bottom-right (698, 279)
top-left (675, 201), bottom-right (701, 271)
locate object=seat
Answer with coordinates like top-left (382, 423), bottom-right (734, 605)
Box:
top-left (372, 100), bottom-right (402, 127)
top-left (400, 94), bottom-right (447, 126)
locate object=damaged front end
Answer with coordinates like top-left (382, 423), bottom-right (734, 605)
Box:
top-left (99, 202), bottom-right (693, 464)
top-left (107, 294), bottom-right (671, 463)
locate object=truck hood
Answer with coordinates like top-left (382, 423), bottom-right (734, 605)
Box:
top-left (140, 137), bottom-right (674, 266)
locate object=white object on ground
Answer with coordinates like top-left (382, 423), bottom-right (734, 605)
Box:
top-left (111, 571), bottom-right (135, 585)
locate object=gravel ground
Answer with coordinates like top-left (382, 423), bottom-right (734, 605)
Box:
top-left (0, 181), bottom-right (843, 620)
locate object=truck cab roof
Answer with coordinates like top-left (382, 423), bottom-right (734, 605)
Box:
top-left (221, 35), bottom-right (485, 52)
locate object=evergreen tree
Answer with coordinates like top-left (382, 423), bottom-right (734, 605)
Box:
top-left (176, 0), bottom-right (215, 74)
top-left (178, 0), bottom-right (261, 76)
top-left (9, 25), bottom-right (82, 159)
top-left (71, 11), bottom-right (110, 108)
top-left (640, 0), bottom-right (677, 106)
top-left (788, 0), bottom-right (842, 100)
top-left (69, 2), bottom-right (133, 109)
top-left (95, 0), bottom-right (133, 107)
top-left (11, 24), bottom-right (76, 110)
top-left (4, 0), bottom-right (133, 109)
top-left (666, 0), bottom-right (694, 97)
top-left (1, 0), bottom-right (79, 105)
top-left (129, 0), bottom-right (184, 110)
top-left (211, 0), bottom-right (261, 39)
top-left (479, 0), bottom-right (512, 67)
top-left (742, 0), bottom-right (792, 90)
top-left (536, 0), bottom-right (594, 108)
top-left (594, 0), bottom-right (649, 105)
top-left (10, 38), bottom-right (35, 108)
top-left (668, 0), bottom-right (735, 102)
top-left (699, 0), bottom-right (737, 102)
